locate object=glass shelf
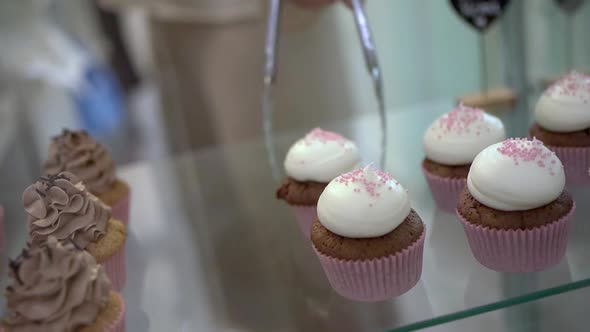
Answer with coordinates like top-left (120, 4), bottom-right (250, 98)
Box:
top-left (2, 98), bottom-right (590, 332)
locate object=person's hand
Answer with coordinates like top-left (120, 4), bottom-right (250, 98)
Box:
top-left (291, 0), bottom-right (353, 9)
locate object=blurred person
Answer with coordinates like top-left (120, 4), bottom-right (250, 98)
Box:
top-left (101, 0), bottom-right (370, 152)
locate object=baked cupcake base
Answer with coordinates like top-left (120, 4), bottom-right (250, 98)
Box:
top-left (96, 179), bottom-right (131, 225)
top-left (313, 231), bottom-right (425, 302)
top-left (277, 177), bottom-right (326, 238)
top-left (87, 219), bottom-right (127, 291)
top-left (276, 177), bottom-right (326, 205)
top-left (529, 124), bottom-right (590, 186)
top-left (422, 159), bottom-right (468, 212)
top-left (456, 189), bottom-right (575, 272)
top-left (529, 123), bottom-right (590, 147)
top-left (311, 210), bottom-right (425, 301)
top-left (79, 291), bottom-right (126, 332)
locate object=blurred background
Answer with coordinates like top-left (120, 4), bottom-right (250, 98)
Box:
top-left (1, 0), bottom-right (589, 161)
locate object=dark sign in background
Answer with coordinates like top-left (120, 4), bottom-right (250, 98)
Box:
top-left (449, 0), bottom-right (512, 93)
top-left (450, 0), bottom-right (511, 32)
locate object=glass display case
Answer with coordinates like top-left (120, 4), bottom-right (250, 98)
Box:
top-left (1, 1), bottom-right (590, 331)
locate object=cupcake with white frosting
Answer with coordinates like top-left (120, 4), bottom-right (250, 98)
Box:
top-left (422, 104), bottom-right (505, 211)
top-left (276, 128), bottom-right (361, 238)
top-left (530, 71), bottom-right (590, 185)
top-left (311, 165), bottom-right (425, 301)
top-left (456, 138), bottom-right (576, 272)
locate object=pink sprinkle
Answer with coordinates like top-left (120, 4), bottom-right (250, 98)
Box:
top-left (434, 103), bottom-right (485, 135)
top-left (335, 167), bottom-right (397, 198)
top-left (498, 138), bottom-right (555, 175)
top-left (308, 128), bottom-right (343, 140)
top-left (545, 71), bottom-right (590, 99)
top-left (301, 128), bottom-right (351, 146)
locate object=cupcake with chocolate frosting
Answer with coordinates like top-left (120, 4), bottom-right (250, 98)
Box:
top-left (23, 172), bottom-right (127, 290)
top-left (456, 138), bottom-right (575, 272)
top-left (1, 237), bottom-right (125, 332)
top-left (530, 71), bottom-right (590, 185)
top-left (276, 128), bottom-right (361, 238)
top-left (45, 130), bottom-right (131, 224)
top-left (311, 165), bottom-right (425, 301)
top-left (422, 104), bottom-right (505, 211)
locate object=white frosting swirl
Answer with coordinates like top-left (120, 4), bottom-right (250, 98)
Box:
top-left (317, 165), bottom-right (411, 238)
top-left (284, 128), bottom-right (361, 182)
top-left (535, 71), bottom-right (590, 132)
top-left (423, 104), bottom-right (506, 165)
top-left (467, 138), bottom-right (565, 211)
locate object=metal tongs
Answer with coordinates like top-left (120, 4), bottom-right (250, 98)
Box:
top-left (263, 0), bottom-right (387, 179)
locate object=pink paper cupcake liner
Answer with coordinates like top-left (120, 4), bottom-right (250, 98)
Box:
top-left (103, 247), bottom-right (126, 291)
top-left (110, 191), bottom-right (131, 226)
top-left (548, 146), bottom-right (590, 186)
top-left (108, 292), bottom-right (126, 332)
top-left (422, 167), bottom-right (467, 212)
top-left (293, 205), bottom-right (317, 239)
top-left (313, 228), bottom-right (425, 302)
top-left (456, 203), bottom-right (575, 272)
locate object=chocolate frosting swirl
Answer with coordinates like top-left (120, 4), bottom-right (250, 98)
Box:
top-left (44, 130), bottom-right (116, 194)
top-left (3, 237), bottom-right (111, 332)
top-left (24, 172), bottom-right (110, 249)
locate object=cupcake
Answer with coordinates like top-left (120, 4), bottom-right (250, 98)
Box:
top-left (2, 237), bottom-right (125, 332)
top-left (422, 104), bottom-right (506, 211)
top-left (456, 138), bottom-right (575, 272)
top-left (23, 172), bottom-right (127, 290)
top-left (311, 165), bottom-right (425, 301)
top-left (44, 130), bottom-right (131, 224)
top-left (276, 128), bottom-right (361, 238)
top-left (530, 71), bottom-right (590, 185)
